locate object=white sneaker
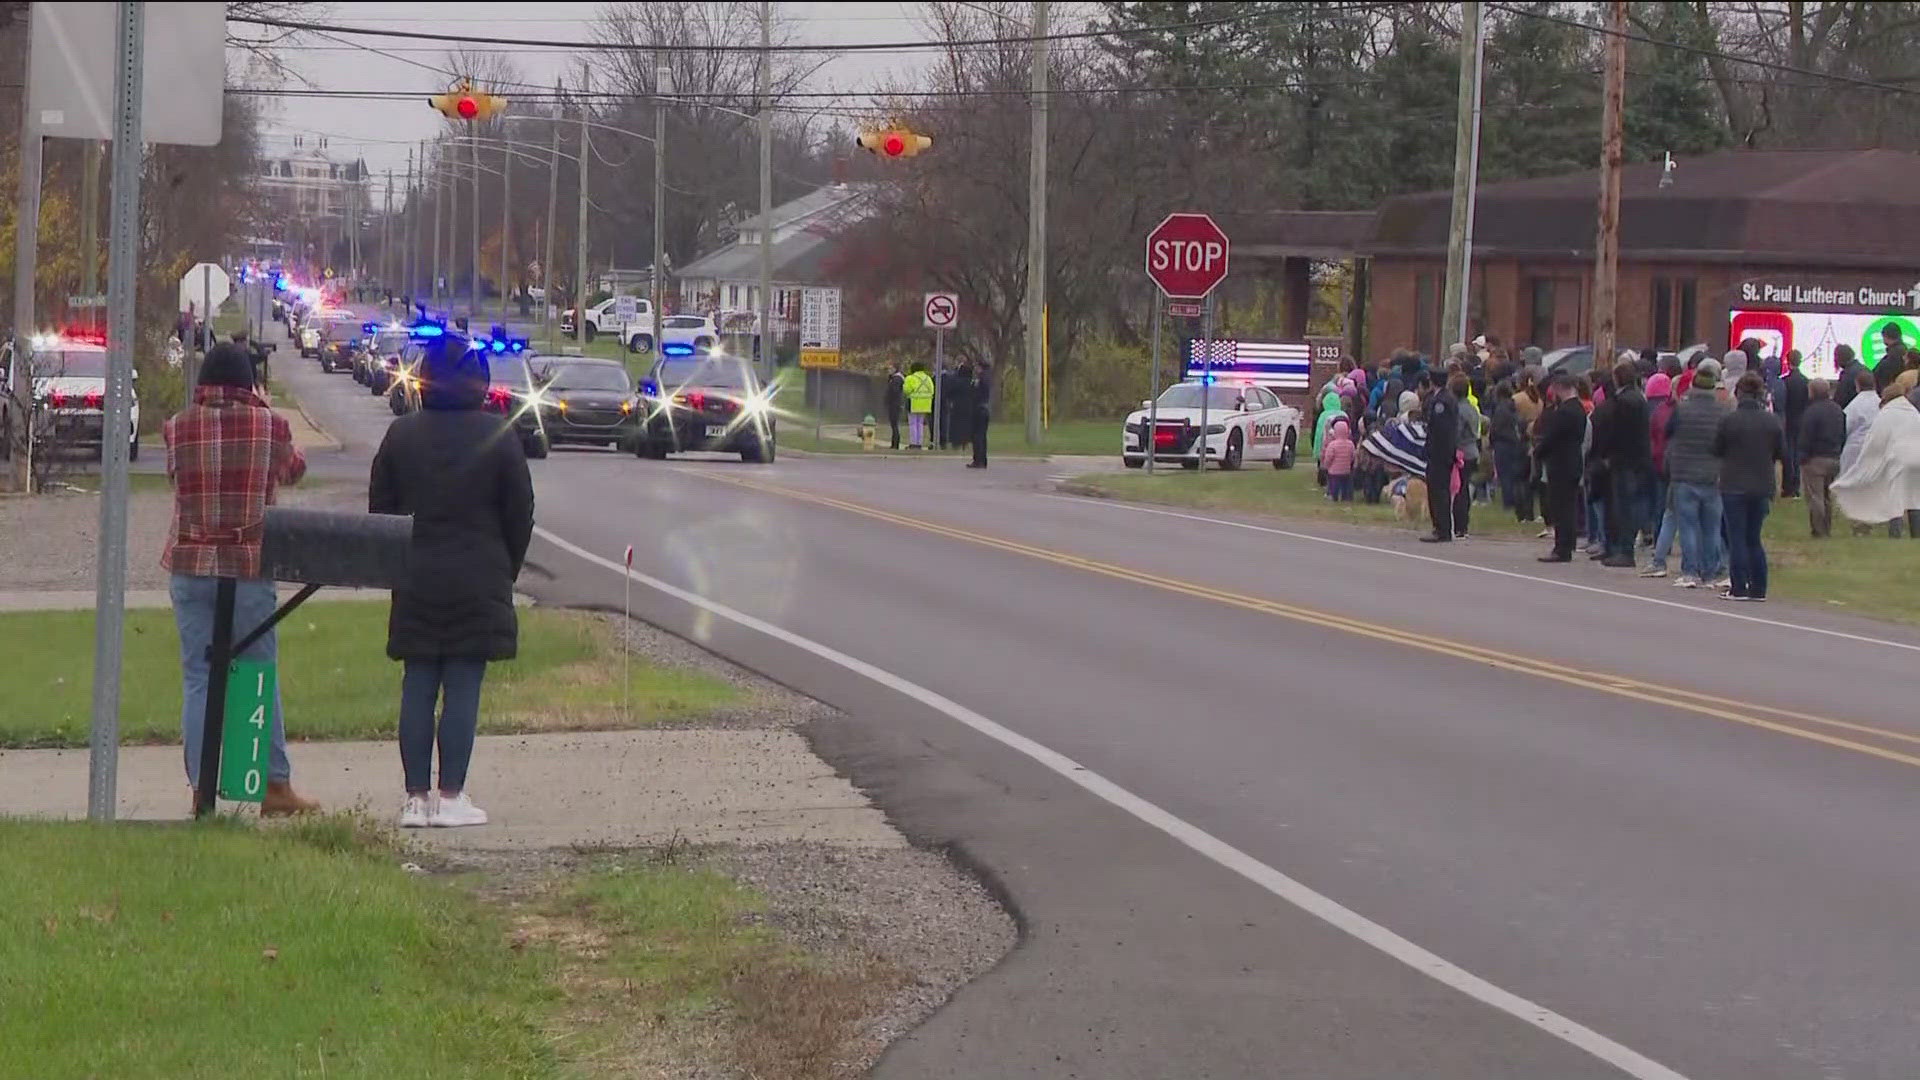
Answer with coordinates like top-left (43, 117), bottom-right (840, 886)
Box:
top-left (399, 794), bottom-right (430, 829)
top-left (1710, 577), bottom-right (1732, 591)
top-left (1638, 565), bottom-right (1667, 578)
top-left (1672, 575), bottom-right (1701, 588)
top-left (429, 792), bottom-right (489, 828)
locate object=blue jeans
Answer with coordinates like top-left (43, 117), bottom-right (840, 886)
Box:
top-left (1722, 493), bottom-right (1771, 598)
top-left (1649, 482), bottom-right (1677, 571)
top-left (1607, 466), bottom-right (1649, 559)
top-left (399, 657), bottom-right (487, 794)
top-left (170, 574), bottom-right (291, 787)
top-left (1646, 476), bottom-right (1668, 545)
top-left (1671, 482), bottom-right (1724, 582)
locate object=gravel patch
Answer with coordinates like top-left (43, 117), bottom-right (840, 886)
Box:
top-left (0, 482), bottom-right (365, 593)
top-left (713, 841), bottom-right (1016, 1073)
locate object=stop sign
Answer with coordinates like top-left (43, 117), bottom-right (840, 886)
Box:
top-left (1145, 212), bottom-right (1230, 299)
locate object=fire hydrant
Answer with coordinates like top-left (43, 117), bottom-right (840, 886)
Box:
top-left (859, 414), bottom-right (877, 451)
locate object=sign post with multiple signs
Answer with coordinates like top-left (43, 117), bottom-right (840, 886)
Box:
top-left (1144, 213), bottom-right (1231, 474)
top-left (799, 286), bottom-right (842, 368)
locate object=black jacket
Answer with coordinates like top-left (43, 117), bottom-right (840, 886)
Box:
top-left (1664, 387), bottom-right (1732, 486)
top-left (1781, 369), bottom-right (1810, 428)
top-left (1712, 398), bottom-right (1785, 497)
top-left (370, 389), bottom-right (536, 661)
top-left (1591, 386), bottom-right (1651, 472)
top-left (884, 371), bottom-right (903, 411)
top-left (1534, 397), bottom-right (1586, 485)
top-left (1836, 361), bottom-right (1870, 408)
top-left (1798, 398), bottom-right (1846, 461)
top-left (1488, 399), bottom-right (1522, 448)
top-left (1423, 388), bottom-right (1459, 456)
top-left (971, 368), bottom-right (992, 417)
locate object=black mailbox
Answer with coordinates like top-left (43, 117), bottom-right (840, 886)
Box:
top-left (193, 508), bottom-right (413, 817)
top-left (261, 507), bottom-right (411, 589)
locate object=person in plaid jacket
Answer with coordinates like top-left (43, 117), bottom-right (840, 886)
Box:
top-left (163, 342), bottom-right (318, 816)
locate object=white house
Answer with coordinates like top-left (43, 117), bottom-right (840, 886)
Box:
top-left (674, 182), bottom-right (877, 333)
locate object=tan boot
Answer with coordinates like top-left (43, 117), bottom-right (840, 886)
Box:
top-left (261, 780), bottom-right (320, 817)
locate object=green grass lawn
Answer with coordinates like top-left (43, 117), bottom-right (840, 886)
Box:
top-left (0, 817), bottom-right (790, 1079)
top-left (1069, 467), bottom-right (1920, 624)
top-left (0, 601), bottom-right (741, 748)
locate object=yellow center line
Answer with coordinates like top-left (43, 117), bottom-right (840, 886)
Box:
top-left (699, 471), bottom-right (1920, 772)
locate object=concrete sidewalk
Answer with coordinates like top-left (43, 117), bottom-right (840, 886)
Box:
top-left (0, 728), bottom-right (902, 850)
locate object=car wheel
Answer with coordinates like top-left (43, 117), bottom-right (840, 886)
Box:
top-left (697, 336), bottom-right (715, 354)
top-left (628, 334), bottom-right (653, 354)
top-left (1222, 431), bottom-right (1244, 471)
top-left (128, 434), bottom-right (140, 461)
top-left (1276, 432), bottom-right (1296, 470)
top-left (389, 393), bottom-right (407, 416)
top-left (1123, 456), bottom-right (1144, 469)
top-left (742, 437), bottom-right (775, 464)
top-left (523, 432), bottom-right (549, 459)
top-left (582, 324), bottom-right (596, 344)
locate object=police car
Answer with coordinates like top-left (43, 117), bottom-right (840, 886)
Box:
top-left (1122, 380), bottom-right (1299, 470)
top-left (22, 333), bottom-right (141, 461)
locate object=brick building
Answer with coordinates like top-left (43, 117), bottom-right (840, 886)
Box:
top-left (1359, 149), bottom-right (1920, 365)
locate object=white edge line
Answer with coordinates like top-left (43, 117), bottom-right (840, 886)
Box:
top-left (532, 523), bottom-right (1691, 1080)
top-left (1040, 493), bottom-right (1920, 656)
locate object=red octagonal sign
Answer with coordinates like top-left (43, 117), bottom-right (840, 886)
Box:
top-left (1145, 212), bottom-right (1230, 300)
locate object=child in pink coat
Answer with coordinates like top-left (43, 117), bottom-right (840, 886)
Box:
top-left (1321, 417), bottom-right (1356, 501)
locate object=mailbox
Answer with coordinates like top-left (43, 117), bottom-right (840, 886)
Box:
top-left (261, 507), bottom-right (411, 589)
top-left (193, 508), bottom-right (413, 816)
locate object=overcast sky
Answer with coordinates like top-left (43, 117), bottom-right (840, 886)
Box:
top-left (236, 2), bottom-right (941, 176)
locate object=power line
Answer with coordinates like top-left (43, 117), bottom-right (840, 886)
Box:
top-left (227, 8), bottom-right (1279, 56)
top-left (1488, 1), bottom-right (1920, 99)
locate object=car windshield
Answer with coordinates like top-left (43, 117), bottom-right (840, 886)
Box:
top-left (373, 332), bottom-right (410, 353)
top-left (487, 355), bottom-right (533, 388)
top-left (1156, 383), bottom-right (1249, 411)
top-left (545, 362), bottom-right (631, 393)
top-left (664, 316), bottom-right (706, 329)
top-left (655, 358), bottom-right (751, 389)
top-left (34, 349), bottom-right (107, 378)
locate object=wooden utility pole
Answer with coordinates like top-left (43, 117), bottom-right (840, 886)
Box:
top-left (1442, 1), bottom-right (1483, 350)
top-left (1592, 0), bottom-right (1628, 367)
top-left (1025, 0), bottom-right (1049, 446)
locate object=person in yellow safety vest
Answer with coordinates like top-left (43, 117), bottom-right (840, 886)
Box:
top-left (903, 361), bottom-right (936, 449)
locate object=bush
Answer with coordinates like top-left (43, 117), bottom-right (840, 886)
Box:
top-left (1054, 334), bottom-right (1158, 419)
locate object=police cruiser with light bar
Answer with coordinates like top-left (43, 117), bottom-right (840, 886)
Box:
top-left (11, 331), bottom-right (141, 462)
top-left (1121, 379), bottom-right (1300, 471)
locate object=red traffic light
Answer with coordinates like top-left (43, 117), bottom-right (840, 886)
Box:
top-left (883, 134), bottom-right (905, 156)
top-left (456, 96), bottom-right (478, 119)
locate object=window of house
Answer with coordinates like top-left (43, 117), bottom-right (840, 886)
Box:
top-left (1530, 278), bottom-right (1555, 350)
top-left (1650, 277), bottom-right (1699, 350)
top-left (728, 284), bottom-right (740, 307)
top-left (1414, 273), bottom-right (1440, 358)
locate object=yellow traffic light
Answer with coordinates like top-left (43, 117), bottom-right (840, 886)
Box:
top-left (429, 80), bottom-right (507, 122)
top-left (856, 128), bottom-right (932, 159)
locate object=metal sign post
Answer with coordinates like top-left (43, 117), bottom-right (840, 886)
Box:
top-left (1197, 300), bottom-right (1211, 475)
top-left (88, 0), bottom-right (146, 822)
top-left (933, 327), bottom-right (945, 449)
top-left (1146, 303), bottom-right (1161, 475)
top-left (201, 264), bottom-right (213, 355)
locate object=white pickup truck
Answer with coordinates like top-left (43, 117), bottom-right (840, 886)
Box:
top-left (561, 296), bottom-right (655, 352)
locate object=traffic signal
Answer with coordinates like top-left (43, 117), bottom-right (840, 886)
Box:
top-left (856, 128), bottom-right (931, 159)
top-left (429, 80), bottom-right (507, 122)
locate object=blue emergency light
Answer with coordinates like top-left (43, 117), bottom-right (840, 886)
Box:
top-left (661, 342), bottom-right (696, 358)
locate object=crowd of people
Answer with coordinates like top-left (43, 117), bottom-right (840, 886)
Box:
top-left (1309, 327), bottom-right (1920, 602)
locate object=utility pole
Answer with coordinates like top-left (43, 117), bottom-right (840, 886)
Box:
top-left (757, 0), bottom-right (774, 379)
top-left (470, 127), bottom-right (481, 322)
top-left (431, 145), bottom-right (444, 306)
top-left (80, 141), bottom-right (102, 332)
top-left (1025, 0), bottom-right (1048, 446)
top-left (8, 7), bottom-right (43, 492)
top-left (575, 74), bottom-right (591, 340)
top-left (403, 148), bottom-right (416, 303)
top-left (1593, 0), bottom-right (1627, 367)
top-left (499, 139), bottom-right (511, 326)
top-left (652, 61), bottom-right (669, 351)
top-left (543, 84), bottom-right (561, 349)
top-left (1442, 1), bottom-right (1484, 350)
top-left (381, 169), bottom-right (392, 297)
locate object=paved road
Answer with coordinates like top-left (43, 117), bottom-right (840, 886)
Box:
top-left (282, 334), bottom-right (1920, 1079)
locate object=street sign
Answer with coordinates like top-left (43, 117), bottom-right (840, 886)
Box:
top-left (68, 294), bottom-right (107, 308)
top-left (177, 262), bottom-right (230, 315)
top-left (924, 292), bottom-right (959, 329)
top-left (1145, 212), bottom-right (1230, 300)
top-left (29, 1), bottom-right (225, 146)
top-left (217, 659), bottom-right (275, 803)
top-left (613, 295), bottom-right (638, 321)
top-left (800, 287), bottom-right (842, 368)
top-left (1167, 301), bottom-right (1202, 317)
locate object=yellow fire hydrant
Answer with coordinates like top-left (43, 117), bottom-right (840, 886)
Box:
top-left (859, 414), bottom-right (877, 451)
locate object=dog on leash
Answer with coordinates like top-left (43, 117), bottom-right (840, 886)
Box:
top-left (1390, 475), bottom-right (1429, 528)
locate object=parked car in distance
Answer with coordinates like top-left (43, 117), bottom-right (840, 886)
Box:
top-left (531, 356), bottom-right (639, 449)
top-left (560, 296), bottom-right (654, 352)
top-left (635, 353), bottom-right (774, 462)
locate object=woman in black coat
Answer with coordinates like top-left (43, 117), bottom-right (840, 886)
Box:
top-left (369, 332), bottom-right (535, 829)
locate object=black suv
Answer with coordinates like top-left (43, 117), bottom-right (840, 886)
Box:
top-left (635, 355), bottom-right (774, 462)
top-left (482, 349), bottom-right (550, 459)
top-left (532, 357), bottom-right (640, 450)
